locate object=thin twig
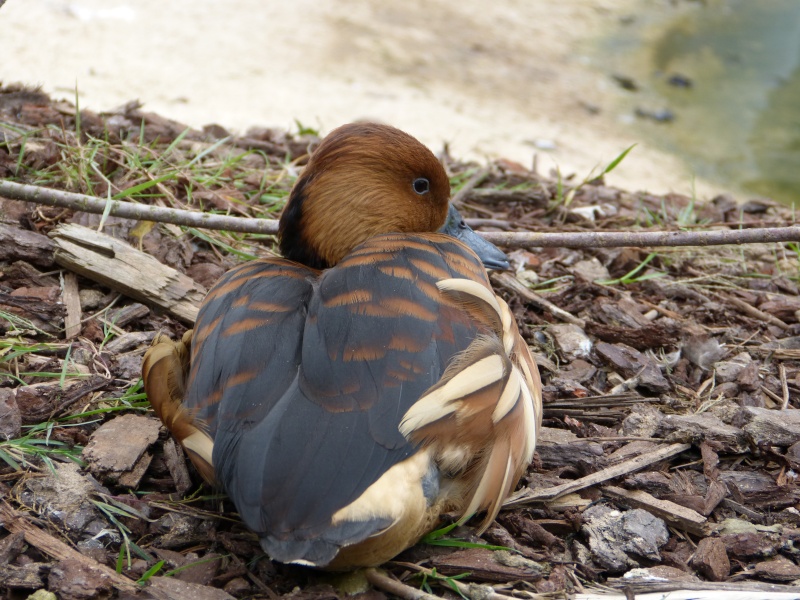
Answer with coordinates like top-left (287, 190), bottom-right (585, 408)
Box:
top-left (492, 272), bottom-right (585, 326)
top-left (779, 364), bottom-right (789, 410)
top-left (709, 291), bottom-right (790, 330)
top-left (504, 443), bottom-right (692, 506)
top-left (364, 568), bottom-right (443, 600)
top-left (389, 562), bottom-right (554, 600)
top-left (4, 179), bottom-right (800, 249)
top-left (451, 166), bottom-right (491, 206)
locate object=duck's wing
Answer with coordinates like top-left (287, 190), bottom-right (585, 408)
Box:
top-left (184, 258), bottom-right (317, 436)
top-left (143, 258), bottom-right (316, 484)
top-left (209, 234), bottom-right (538, 567)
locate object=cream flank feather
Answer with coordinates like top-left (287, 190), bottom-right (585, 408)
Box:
top-left (142, 331), bottom-right (216, 484)
top-left (399, 278), bottom-right (541, 532)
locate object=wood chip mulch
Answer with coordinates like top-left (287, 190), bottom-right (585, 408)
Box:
top-left (1, 83), bottom-right (799, 599)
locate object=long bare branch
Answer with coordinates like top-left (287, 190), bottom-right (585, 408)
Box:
top-left (3, 179), bottom-right (800, 249)
top-left (0, 180), bottom-right (279, 234)
top-left (479, 227), bottom-right (800, 248)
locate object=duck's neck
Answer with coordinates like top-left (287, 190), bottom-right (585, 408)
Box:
top-left (279, 177), bottom-right (332, 269)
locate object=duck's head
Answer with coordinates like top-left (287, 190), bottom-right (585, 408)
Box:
top-left (279, 122), bottom-right (508, 270)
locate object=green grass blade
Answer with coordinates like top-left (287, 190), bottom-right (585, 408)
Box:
top-left (0, 447), bottom-right (21, 470)
top-left (186, 136), bottom-right (232, 167)
top-left (113, 172), bottom-right (178, 199)
top-left (137, 560), bottom-right (165, 585)
top-left (163, 554), bottom-right (227, 577)
top-left (601, 144), bottom-right (637, 176)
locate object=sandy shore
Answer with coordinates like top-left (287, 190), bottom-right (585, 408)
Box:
top-left (1, 0), bottom-right (725, 198)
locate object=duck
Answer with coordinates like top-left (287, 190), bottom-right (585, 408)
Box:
top-left (142, 122), bottom-right (542, 570)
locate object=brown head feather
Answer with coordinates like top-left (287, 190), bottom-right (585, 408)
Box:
top-left (279, 123), bottom-right (451, 268)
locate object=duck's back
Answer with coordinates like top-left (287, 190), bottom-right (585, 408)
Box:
top-left (184, 233), bottom-right (497, 566)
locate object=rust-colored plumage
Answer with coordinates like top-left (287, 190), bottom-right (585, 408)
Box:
top-left (142, 123), bottom-right (542, 569)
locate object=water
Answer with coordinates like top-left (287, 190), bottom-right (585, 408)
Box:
top-left (602, 0), bottom-right (800, 204)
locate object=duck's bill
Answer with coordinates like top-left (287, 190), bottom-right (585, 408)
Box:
top-left (439, 204), bottom-right (510, 270)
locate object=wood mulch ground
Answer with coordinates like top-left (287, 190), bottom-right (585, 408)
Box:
top-left (1, 84), bottom-right (799, 599)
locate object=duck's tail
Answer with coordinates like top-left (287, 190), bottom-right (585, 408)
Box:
top-left (400, 278), bottom-right (542, 532)
top-left (142, 330), bottom-right (216, 484)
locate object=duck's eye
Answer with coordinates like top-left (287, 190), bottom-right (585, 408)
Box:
top-left (413, 177), bottom-right (430, 195)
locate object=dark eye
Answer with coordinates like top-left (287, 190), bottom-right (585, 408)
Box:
top-left (413, 178), bottom-right (430, 195)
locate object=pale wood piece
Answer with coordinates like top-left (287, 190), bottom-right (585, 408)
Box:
top-left (365, 568), bottom-right (443, 600)
top-left (602, 485), bottom-right (711, 536)
top-left (49, 223), bottom-right (206, 324)
top-left (62, 272), bottom-right (82, 338)
top-left (581, 581), bottom-right (800, 599)
top-left (505, 443), bottom-right (691, 506)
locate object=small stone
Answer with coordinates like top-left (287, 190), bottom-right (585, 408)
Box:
top-left (516, 269), bottom-right (539, 287)
top-left (549, 324), bottom-right (592, 360)
top-left (27, 591), bottom-right (57, 600)
top-left (622, 403), bottom-right (662, 438)
top-left (76, 539), bottom-right (108, 564)
top-left (115, 354), bottom-right (146, 381)
top-left (736, 361), bottom-right (761, 391)
top-left (581, 505), bottom-right (669, 573)
top-left (572, 258), bottom-right (610, 282)
top-left (690, 537), bottom-right (730, 581)
top-left (78, 289), bottom-right (106, 310)
top-left (713, 352), bottom-right (752, 383)
top-left (713, 381), bottom-right (741, 400)
top-left (223, 577), bottom-right (251, 596)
